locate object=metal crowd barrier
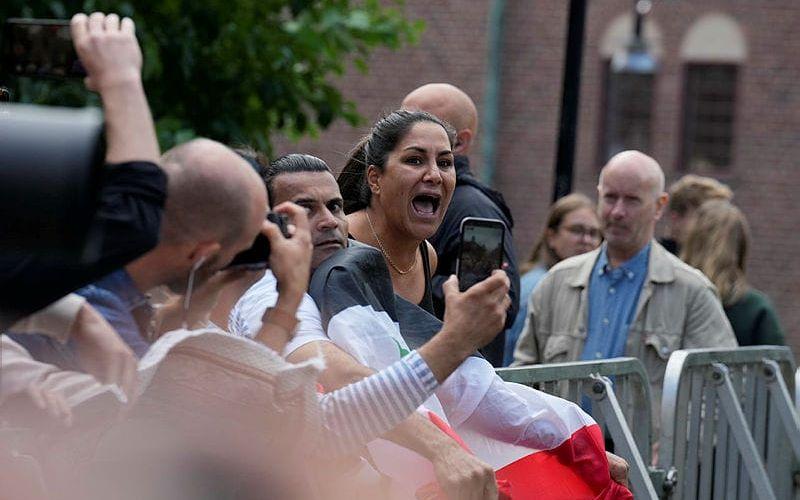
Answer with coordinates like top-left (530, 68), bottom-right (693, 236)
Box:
top-left (795, 367), bottom-right (800, 413)
top-left (497, 358), bottom-right (660, 500)
top-left (659, 346), bottom-right (798, 500)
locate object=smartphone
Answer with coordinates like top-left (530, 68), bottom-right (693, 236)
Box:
top-left (456, 217), bottom-right (506, 292)
top-left (226, 212), bottom-right (291, 270)
top-left (1, 18), bottom-right (86, 78)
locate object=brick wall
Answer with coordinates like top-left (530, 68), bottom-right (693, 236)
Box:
top-left (271, 0), bottom-right (800, 356)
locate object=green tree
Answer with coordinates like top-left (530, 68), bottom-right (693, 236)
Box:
top-left (1, 1), bottom-right (423, 151)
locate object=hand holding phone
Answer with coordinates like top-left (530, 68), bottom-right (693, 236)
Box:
top-left (69, 13), bottom-right (142, 92)
top-left (456, 217), bottom-right (506, 292)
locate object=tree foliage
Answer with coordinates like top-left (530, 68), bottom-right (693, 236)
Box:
top-left (0, 1), bottom-right (423, 151)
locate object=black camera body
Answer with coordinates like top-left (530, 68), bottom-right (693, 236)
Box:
top-left (226, 212), bottom-right (291, 270)
top-left (0, 104), bottom-right (105, 260)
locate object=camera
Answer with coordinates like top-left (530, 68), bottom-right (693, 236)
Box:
top-left (226, 212), bottom-right (291, 270)
top-left (0, 104), bottom-right (105, 260)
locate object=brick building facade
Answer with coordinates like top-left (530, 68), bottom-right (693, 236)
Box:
top-left (274, 0), bottom-right (800, 355)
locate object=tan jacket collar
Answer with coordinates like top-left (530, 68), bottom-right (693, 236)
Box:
top-left (568, 240), bottom-right (674, 288)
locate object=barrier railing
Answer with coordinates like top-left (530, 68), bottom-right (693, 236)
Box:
top-left (795, 367), bottom-right (800, 413)
top-left (498, 358), bottom-right (660, 500)
top-left (659, 346), bottom-right (798, 500)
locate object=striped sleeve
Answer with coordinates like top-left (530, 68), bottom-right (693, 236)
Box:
top-left (316, 350), bottom-right (438, 456)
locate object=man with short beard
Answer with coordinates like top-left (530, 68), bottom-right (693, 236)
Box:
top-left (72, 138), bottom-right (272, 357)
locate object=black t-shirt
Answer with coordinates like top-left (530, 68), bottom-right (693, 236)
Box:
top-left (0, 161), bottom-right (167, 328)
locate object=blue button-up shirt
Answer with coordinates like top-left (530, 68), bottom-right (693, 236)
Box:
top-left (76, 269), bottom-right (152, 358)
top-left (580, 243), bottom-right (650, 361)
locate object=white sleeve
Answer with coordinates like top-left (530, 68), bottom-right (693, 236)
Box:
top-left (9, 294), bottom-right (86, 342)
top-left (282, 295), bottom-right (331, 357)
top-left (0, 336), bottom-right (101, 406)
top-left (229, 270), bottom-right (330, 358)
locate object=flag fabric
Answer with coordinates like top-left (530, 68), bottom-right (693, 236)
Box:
top-left (308, 243), bottom-right (632, 499)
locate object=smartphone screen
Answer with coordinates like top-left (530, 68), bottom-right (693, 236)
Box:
top-left (456, 217), bottom-right (505, 292)
top-left (2, 19), bottom-right (86, 78)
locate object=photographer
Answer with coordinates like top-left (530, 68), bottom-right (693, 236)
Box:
top-left (44, 137), bottom-right (278, 359)
top-left (0, 13), bottom-right (166, 329)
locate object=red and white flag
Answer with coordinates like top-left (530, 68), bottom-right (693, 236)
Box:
top-left (365, 359), bottom-right (631, 500)
top-left (262, 244), bottom-right (633, 499)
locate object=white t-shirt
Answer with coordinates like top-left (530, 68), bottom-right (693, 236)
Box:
top-left (229, 270), bottom-right (331, 356)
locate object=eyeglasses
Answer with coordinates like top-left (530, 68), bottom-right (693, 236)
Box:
top-left (562, 224), bottom-right (601, 240)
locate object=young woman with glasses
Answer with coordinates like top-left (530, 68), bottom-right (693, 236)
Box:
top-left (503, 193), bottom-right (602, 365)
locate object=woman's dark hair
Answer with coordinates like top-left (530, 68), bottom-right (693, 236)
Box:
top-left (262, 154), bottom-right (331, 207)
top-left (338, 109), bottom-right (456, 214)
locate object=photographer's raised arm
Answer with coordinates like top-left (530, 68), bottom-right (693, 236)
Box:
top-left (71, 12), bottom-right (159, 164)
top-left (0, 13), bottom-right (166, 328)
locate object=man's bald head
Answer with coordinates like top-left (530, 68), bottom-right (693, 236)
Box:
top-left (597, 150), bottom-right (668, 263)
top-left (401, 83), bottom-right (478, 155)
top-left (599, 150), bottom-right (665, 198)
top-left (160, 138), bottom-right (266, 249)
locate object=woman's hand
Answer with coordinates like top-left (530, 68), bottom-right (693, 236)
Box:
top-left (419, 271), bottom-right (511, 383)
top-left (441, 270), bottom-right (511, 355)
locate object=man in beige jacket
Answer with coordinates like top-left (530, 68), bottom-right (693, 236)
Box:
top-left (513, 151), bottom-right (737, 416)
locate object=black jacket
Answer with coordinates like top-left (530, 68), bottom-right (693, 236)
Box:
top-left (429, 156), bottom-right (520, 367)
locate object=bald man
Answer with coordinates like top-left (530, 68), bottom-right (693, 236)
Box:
top-left (76, 138), bottom-right (268, 356)
top-left (402, 84), bottom-right (519, 367)
top-left (513, 151), bottom-right (736, 422)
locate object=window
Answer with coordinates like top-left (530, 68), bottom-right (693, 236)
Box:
top-left (679, 13), bottom-right (746, 170)
top-left (600, 61), bottom-right (654, 162)
top-left (597, 13), bottom-right (662, 164)
top-left (681, 64), bottom-right (738, 169)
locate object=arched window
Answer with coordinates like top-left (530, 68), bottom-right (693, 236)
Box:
top-left (598, 13), bottom-right (663, 163)
top-left (680, 14), bottom-right (746, 170)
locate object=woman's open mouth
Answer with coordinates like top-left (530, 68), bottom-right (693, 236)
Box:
top-left (411, 194), bottom-right (441, 218)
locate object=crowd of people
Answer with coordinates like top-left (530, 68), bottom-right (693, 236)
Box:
top-left (0, 11), bottom-right (786, 500)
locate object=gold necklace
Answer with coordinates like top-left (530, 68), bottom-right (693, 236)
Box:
top-left (365, 210), bottom-right (417, 275)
